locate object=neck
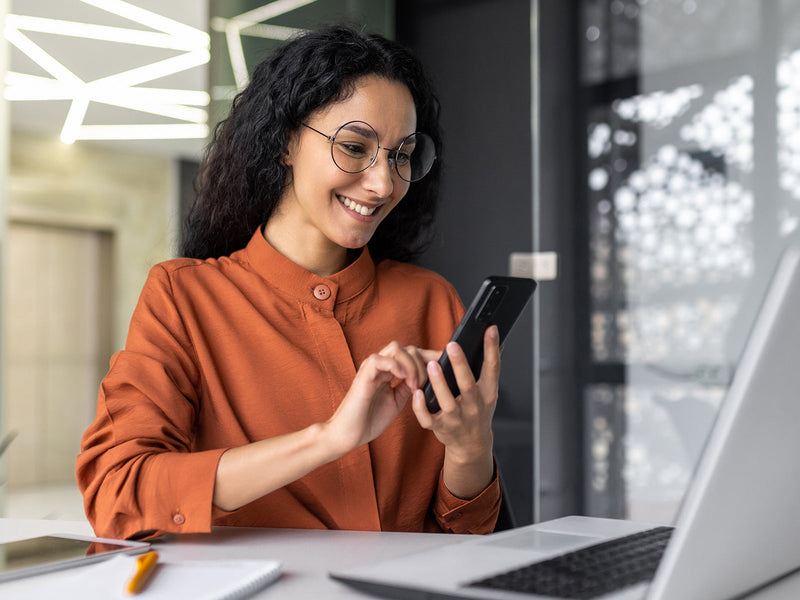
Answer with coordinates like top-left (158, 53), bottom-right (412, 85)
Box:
top-left (261, 222), bottom-right (352, 277)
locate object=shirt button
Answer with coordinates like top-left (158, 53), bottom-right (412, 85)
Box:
top-left (313, 284), bottom-right (331, 300)
top-left (173, 513), bottom-right (186, 525)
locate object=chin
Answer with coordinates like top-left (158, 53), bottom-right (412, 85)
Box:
top-left (337, 232), bottom-right (376, 251)
top-left (342, 241), bottom-right (370, 252)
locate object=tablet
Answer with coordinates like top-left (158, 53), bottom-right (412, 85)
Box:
top-left (0, 533), bottom-right (150, 583)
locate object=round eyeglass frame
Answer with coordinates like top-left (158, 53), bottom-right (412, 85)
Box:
top-left (302, 120), bottom-right (436, 183)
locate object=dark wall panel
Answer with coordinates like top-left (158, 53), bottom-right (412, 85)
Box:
top-left (397, 0), bottom-right (535, 524)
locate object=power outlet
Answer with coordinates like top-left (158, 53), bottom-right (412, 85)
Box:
top-left (508, 252), bottom-right (558, 281)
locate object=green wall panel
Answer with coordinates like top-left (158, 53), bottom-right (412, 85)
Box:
top-left (209, 0), bottom-right (394, 126)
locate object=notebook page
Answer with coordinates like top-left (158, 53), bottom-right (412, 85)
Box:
top-left (13, 553), bottom-right (282, 600)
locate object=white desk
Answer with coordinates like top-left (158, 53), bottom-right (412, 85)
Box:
top-left (2, 518), bottom-right (799, 599)
top-left (0, 518), bottom-right (465, 598)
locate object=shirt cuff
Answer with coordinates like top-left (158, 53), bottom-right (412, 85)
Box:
top-left (130, 447), bottom-right (228, 539)
top-left (433, 459), bottom-right (502, 534)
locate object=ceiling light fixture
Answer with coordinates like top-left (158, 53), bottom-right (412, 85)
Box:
top-left (7, 14), bottom-right (199, 50)
top-left (4, 0), bottom-right (210, 144)
top-left (210, 0), bottom-right (318, 92)
top-left (77, 124), bottom-right (210, 140)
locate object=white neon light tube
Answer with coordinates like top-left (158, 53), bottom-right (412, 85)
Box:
top-left (4, 24), bottom-right (83, 86)
top-left (239, 23), bottom-right (303, 41)
top-left (89, 49), bottom-right (210, 89)
top-left (75, 123), bottom-right (209, 140)
top-left (79, 0), bottom-right (208, 47)
top-left (6, 14), bottom-right (196, 50)
top-left (234, 0), bottom-right (318, 28)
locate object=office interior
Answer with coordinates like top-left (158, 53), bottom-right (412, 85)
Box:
top-left (0, 0), bottom-right (796, 531)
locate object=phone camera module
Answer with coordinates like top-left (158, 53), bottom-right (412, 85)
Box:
top-left (477, 286), bottom-right (507, 323)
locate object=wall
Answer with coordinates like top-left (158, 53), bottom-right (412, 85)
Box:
top-left (1, 131), bottom-right (176, 494)
top-left (0, 0), bottom-right (9, 512)
top-left (396, 0), bottom-right (535, 524)
top-left (7, 132), bottom-right (177, 348)
top-left (4, 223), bottom-right (112, 486)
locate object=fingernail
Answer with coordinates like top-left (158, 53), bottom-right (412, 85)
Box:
top-left (489, 325), bottom-right (499, 339)
top-left (447, 342), bottom-right (462, 355)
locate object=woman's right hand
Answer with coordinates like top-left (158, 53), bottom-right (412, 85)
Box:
top-left (214, 341), bottom-right (438, 512)
top-left (323, 341), bottom-right (440, 456)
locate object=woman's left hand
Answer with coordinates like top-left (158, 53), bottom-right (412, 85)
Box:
top-left (411, 325), bottom-right (500, 499)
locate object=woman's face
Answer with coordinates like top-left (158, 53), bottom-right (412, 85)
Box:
top-left (275, 75), bottom-right (417, 258)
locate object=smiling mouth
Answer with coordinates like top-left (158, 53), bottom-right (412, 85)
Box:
top-left (338, 195), bottom-right (377, 216)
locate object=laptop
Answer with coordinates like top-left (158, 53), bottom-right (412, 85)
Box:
top-left (331, 244), bottom-right (800, 600)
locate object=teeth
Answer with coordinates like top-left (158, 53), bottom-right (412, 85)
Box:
top-left (340, 196), bottom-right (376, 216)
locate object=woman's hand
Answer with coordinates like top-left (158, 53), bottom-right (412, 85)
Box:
top-left (324, 341), bottom-right (440, 457)
top-left (411, 325), bottom-right (500, 499)
top-left (214, 340), bottom-right (438, 512)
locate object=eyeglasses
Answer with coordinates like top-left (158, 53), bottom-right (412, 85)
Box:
top-left (302, 121), bottom-right (436, 183)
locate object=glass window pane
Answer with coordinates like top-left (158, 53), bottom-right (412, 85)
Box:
top-left (581, 0), bottom-right (799, 522)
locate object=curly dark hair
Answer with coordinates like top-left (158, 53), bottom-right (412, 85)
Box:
top-left (182, 24), bottom-right (442, 262)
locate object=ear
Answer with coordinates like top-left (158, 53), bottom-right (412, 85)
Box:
top-left (282, 130), bottom-right (300, 167)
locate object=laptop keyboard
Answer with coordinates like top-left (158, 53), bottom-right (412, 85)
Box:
top-left (467, 525), bottom-right (674, 599)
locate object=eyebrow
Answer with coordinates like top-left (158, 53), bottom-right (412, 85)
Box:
top-left (339, 123), bottom-right (375, 137)
top-left (339, 122), bottom-right (414, 148)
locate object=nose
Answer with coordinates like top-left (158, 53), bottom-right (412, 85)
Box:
top-left (361, 151), bottom-right (395, 198)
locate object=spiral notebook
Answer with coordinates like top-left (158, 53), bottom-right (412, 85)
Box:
top-left (15, 553), bottom-right (282, 600)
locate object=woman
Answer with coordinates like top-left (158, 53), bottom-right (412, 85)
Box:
top-left (77, 24), bottom-right (501, 540)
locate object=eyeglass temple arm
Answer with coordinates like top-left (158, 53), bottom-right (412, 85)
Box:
top-left (301, 123), bottom-right (335, 142)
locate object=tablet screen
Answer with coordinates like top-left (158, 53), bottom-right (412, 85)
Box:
top-left (0, 535), bottom-right (147, 582)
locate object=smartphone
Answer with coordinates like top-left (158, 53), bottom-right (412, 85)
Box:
top-left (0, 533), bottom-right (150, 583)
top-left (423, 276), bottom-right (537, 413)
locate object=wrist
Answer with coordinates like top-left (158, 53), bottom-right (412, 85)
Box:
top-left (316, 419), bottom-right (355, 462)
top-left (442, 447), bottom-right (495, 500)
top-left (444, 444), bottom-right (493, 471)
top-left (443, 432), bottom-right (494, 468)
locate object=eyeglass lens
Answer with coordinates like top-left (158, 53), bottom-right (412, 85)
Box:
top-left (330, 121), bottom-right (435, 182)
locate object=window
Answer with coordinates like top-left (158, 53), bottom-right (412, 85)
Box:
top-left (579, 0), bottom-right (799, 522)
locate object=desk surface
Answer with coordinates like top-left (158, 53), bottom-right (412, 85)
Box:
top-left (2, 518), bottom-right (799, 599)
top-left (0, 518), bottom-right (465, 598)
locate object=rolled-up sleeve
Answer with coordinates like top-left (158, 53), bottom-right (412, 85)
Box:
top-left (432, 463), bottom-right (501, 534)
top-left (76, 265), bottom-right (225, 540)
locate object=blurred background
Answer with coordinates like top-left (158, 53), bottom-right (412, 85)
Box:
top-left (0, 0), bottom-right (798, 530)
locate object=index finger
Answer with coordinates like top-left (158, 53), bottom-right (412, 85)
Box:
top-left (478, 325), bottom-right (501, 386)
top-left (418, 348), bottom-right (444, 363)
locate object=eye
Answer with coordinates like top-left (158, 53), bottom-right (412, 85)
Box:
top-left (394, 150), bottom-right (412, 166)
top-left (335, 141), bottom-right (369, 158)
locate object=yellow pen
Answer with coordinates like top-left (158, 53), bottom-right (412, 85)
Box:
top-left (125, 550), bottom-right (159, 595)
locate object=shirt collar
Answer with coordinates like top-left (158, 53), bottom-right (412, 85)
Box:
top-left (240, 227), bottom-right (376, 306)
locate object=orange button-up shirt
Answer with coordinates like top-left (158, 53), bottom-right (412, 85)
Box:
top-left (77, 230), bottom-right (500, 539)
